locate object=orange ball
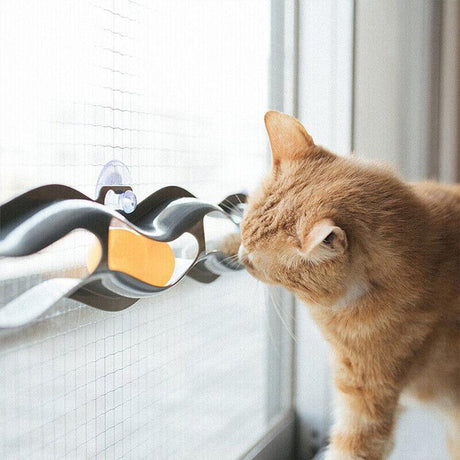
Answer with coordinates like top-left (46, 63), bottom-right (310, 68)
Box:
top-left (87, 228), bottom-right (175, 287)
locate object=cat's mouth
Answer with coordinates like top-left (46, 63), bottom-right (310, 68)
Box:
top-left (238, 245), bottom-right (260, 277)
top-left (239, 253), bottom-right (254, 270)
top-left (238, 244), bottom-right (252, 267)
top-left (242, 260), bottom-right (261, 281)
top-left (238, 247), bottom-right (279, 286)
top-left (238, 245), bottom-right (271, 283)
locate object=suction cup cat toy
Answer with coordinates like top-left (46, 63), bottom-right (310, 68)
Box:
top-left (0, 161), bottom-right (245, 328)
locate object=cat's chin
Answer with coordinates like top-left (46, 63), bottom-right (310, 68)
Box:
top-left (243, 265), bottom-right (272, 284)
top-left (296, 280), bottom-right (370, 311)
top-left (240, 259), bottom-right (277, 285)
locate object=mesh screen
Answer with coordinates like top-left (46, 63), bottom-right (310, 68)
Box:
top-left (0, 277), bottom-right (270, 459)
top-left (0, 0), bottom-right (292, 458)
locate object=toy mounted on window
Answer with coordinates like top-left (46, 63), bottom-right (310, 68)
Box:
top-left (0, 161), bottom-right (246, 328)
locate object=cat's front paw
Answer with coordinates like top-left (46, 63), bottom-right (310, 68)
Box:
top-left (216, 232), bottom-right (241, 257)
top-left (182, 233), bottom-right (241, 260)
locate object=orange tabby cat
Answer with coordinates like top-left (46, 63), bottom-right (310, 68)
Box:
top-left (238, 111), bottom-right (460, 459)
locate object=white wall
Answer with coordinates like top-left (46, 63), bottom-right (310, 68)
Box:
top-left (353, 0), bottom-right (443, 181)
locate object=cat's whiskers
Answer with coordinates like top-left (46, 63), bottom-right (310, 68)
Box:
top-left (270, 288), bottom-right (300, 343)
top-left (245, 274), bottom-right (286, 359)
top-left (235, 194), bottom-right (246, 206)
top-left (261, 283), bottom-right (285, 359)
top-left (218, 254), bottom-right (240, 265)
top-left (271, 286), bottom-right (297, 323)
top-left (231, 194), bottom-right (246, 217)
top-left (267, 288), bottom-right (297, 343)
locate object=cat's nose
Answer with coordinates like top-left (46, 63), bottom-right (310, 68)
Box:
top-left (238, 244), bottom-right (252, 266)
top-left (238, 244), bottom-right (247, 262)
top-left (238, 245), bottom-right (255, 269)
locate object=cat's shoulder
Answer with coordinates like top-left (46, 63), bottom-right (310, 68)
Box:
top-left (410, 180), bottom-right (460, 197)
top-left (409, 180), bottom-right (460, 211)
top-left (409, 182), bottom-right (460, 250)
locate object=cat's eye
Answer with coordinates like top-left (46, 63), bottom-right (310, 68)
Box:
top-left (323, 232), bottom-right (335, 245)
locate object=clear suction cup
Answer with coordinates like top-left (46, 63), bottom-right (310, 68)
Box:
top-left (95, 160), bottom-right (137, 213)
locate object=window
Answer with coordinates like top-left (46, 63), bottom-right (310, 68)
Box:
top-left (0, 1), bottom-right (294, 458)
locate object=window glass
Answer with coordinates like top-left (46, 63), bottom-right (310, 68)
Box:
top-left (0, 1), bottom-right (293, 458)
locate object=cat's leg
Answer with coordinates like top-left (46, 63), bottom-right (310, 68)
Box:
top-left (445, 406), bottom-right (460, 460)
top-left (325, 380), bottom-right (399, 460)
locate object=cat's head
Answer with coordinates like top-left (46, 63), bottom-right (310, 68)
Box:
top-left (239, 111), bottom-right (417, 307)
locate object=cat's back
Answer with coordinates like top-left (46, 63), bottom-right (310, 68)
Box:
top-left (410, 181), bottom-right (460, 231)
top-left (410, 181), bottom-right (459, 308)
top-left (406, 182), bottom-right (460, 403)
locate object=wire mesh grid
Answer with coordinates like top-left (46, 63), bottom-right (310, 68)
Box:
top-left (0, 0), bottom-right (269, 204)
top-left (0, 276), bottom-right (269, 459)
top-left (0, 0), bottom-right (292, 458)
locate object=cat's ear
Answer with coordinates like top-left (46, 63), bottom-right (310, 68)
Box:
top-left (298, 219), bottom-right (347, 262)
top-left (264, 111), bottom-right (314, 166)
